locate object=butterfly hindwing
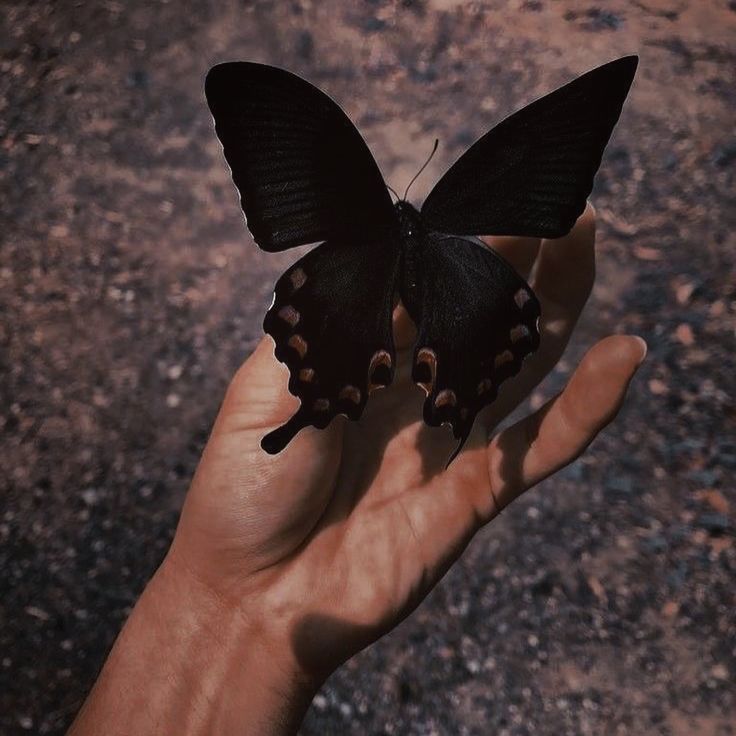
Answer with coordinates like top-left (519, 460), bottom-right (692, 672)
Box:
top-left (205, 62), bottom-right (396, 251)
top-left (261, 236), bottom-right (402, 454)
top-left (421, 56), bottom-right (638, 239)
top-left (401, 231), bottom-right (541, 461)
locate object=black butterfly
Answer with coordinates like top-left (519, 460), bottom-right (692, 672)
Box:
top-left (205, 55), bottom-right (638, 462)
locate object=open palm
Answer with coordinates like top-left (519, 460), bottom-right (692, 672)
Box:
top-left (169, 204), bottom-right (645, 685)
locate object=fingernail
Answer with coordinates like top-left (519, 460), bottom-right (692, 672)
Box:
top-left (632, 335), bottom-right (648, 365)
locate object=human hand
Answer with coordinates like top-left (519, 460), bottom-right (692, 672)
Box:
top-left (70, 203), bottom-right (647, 736)
top-left (169, 202), bottom-right (646, 680)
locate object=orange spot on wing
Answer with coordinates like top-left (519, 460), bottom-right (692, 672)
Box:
top-left (287, 334), bottom-right (308, 358)
top-left (434, 389), bottom-right (457, 408)
top-left (339, 385), bottom-right (361, 404)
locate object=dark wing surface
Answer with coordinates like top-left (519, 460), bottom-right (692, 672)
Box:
top-left (206, 62), bottom-right (402, 451)
top-left (206, 62), bottom-right (396, 251)
top-left (421, 56), bottom-right (638, 239)
top-left (401, 232), bottom-right (541, 462)
top-left (261, 236), bottom-right (401, 454)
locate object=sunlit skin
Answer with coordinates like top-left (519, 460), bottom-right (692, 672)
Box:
top-left (70, 203), bottom-right (647, 736)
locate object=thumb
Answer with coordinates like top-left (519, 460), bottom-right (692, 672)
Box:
top-left (210, 335), bottom-right (343, 471)
top-left (178, 336), bottom-right (343, 574)
top-left (213, 337), bottom-right (298, 437)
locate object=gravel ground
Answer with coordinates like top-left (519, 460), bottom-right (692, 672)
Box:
top-left (1, 1), bottom-right (735, 734)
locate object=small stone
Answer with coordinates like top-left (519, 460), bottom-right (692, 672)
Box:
top-left (92, 390), bottom-right (110, 408)
top-left (674, 323), bottom-right (694, 346)
top-left (18, 716), bottom-right (33, 730)
top-left (675, 282), bottom-right (695, 305)
top-left (634, 245), bottom-right (662, 261)
top-left (166, 393), bottom-right (181, 408)
top-left (690, 529), bottom-right (708, 546)
top-left (166, 364), bottom-right (183, 380)
top-left (49, 223), bottom-right (69, 238)
top-left (587, 576), bottom-right (607, 604)
top-left (483, 656), bottom-right (497, 670)
top-left (648, 378), bottom-right (669, 395)
top-left (25, 606), bottom-right (50, 621)
top-left (695, 489), bottom-right (730, 515)
top-left (480, 96), bottom-right (497, 112)
top-left (661, 600), bottom-right (679, 618)
top-left (339, 702), bottom-right (352, 717)
top-left (80, 488), bottom-right (99, 506)
top-left (313, 694), bottom-right (328, 710)
top-left (710, 664), bottom-right (728, 681)
top-left (709, 300), bottom-right (725, 317)
top-left (709, 537), bottom-right (733, 555)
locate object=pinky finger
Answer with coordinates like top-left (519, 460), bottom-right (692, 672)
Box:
top-left (481, 335), bottom-right (647, 518)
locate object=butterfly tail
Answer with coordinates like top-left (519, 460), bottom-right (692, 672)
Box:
top-left (445, 431), bottom-right (471, 469)
top-left (261, 408), bottom-right (314, 455)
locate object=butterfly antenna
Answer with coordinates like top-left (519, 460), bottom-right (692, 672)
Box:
top-left (403, 138), bottom-right (439, 201)
top-left (386, 184), bottom-right (401, 202)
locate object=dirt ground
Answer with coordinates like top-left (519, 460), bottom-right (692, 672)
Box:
top-left (1, 0), bottom-right (735, 734)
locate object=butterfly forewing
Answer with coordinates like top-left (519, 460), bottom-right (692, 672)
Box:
top-left (421, 56), bottom-right (638, 239)
top-left (205, 62), bottom-right (397, 251)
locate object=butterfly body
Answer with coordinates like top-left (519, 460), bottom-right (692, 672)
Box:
top-left (205, 55), bottom-right (638, 462)
top-left (395, 201), bottom-right (425, 301)
top-left (395, 201), bottom-right (423, 239)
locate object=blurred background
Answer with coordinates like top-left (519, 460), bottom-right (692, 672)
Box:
top-left (1, 0), bottom-right (734, 733)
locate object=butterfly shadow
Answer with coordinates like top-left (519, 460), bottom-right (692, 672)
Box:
top-left (312, 383), bottom-right (463, 531)
top-left (287, 420), bottom-right (543, 680)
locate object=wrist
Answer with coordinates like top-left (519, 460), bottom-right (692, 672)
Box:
top-left (148, 554), bottom-right (320, 734)
top-left (70, 551), bottom-right (320, 736)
